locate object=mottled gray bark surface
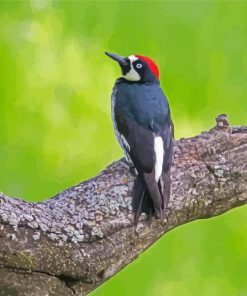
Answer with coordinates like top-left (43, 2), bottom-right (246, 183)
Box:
top-left (0, 115), bottom-right (246, 296)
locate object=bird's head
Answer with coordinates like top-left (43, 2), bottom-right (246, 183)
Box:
top-left (105, 52), bottom-right (160, 83)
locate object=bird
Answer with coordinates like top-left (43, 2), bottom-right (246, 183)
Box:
top-left (105, 52), bottom-right (174, 223)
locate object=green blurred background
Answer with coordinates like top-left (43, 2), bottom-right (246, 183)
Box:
top-left (0, 1), bottom-right (247, 295)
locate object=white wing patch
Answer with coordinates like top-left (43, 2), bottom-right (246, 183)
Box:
top-left (154, 136), bottom-right (164, 182)
top-left (123, 55), bottom-right (140, 81)
top-left (120, 134), bottom-right (130, 152)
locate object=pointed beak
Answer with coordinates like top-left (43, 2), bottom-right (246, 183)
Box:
top-left (105, 52), bottom-right (128, 66)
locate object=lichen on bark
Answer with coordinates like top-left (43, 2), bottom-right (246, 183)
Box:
top-left (0, 115), bottom-right (246, 296)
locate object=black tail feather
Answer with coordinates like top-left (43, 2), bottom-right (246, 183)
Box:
top-left (143, 172), bottom-right (162, 219)
top-left (157, 169), bottom-right (171, 210)
top-left (158, 180), bottom-right (164, 210)
top-left (132, 177), bottom-right (155, 224)
top-left (132, 177), bottom-right (144, 213)
top-left (161, 169), bottom-right (171, 209)
top-left (132, 170), bottom-right (171, 224)
top-left (132, 177), bottom-right (145, 224)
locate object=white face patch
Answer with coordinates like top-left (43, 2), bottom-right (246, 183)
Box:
top-left (123, 55), bottom-right (141, 81)
top-left (154, 136), bottom-right (164, 182)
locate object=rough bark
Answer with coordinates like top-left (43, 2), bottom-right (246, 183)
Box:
top-left (0, 114), bottom-right (246, 296)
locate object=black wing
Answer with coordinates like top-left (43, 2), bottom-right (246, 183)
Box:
top-left (113, 81), bottom-right (173, 219)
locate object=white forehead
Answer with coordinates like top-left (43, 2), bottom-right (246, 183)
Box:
top-left (128, 55), bottom-right (138, 63)
top-left (123, 55), bottom-right (140, 81)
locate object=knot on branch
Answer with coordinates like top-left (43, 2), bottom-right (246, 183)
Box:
top-left (215, 114), bottom-right (230, 130)
top-left (0, 114), bottom-right (246, 296)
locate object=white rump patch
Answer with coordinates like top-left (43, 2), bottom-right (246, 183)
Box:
top-left (123, 55), bottom-right (140, 81)
top-left (154, 136), bottom-right (164, 182)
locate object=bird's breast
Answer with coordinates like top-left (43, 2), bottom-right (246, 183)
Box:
top-left (113, 82), bottom-right (170, 132)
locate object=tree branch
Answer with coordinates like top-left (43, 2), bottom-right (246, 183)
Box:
top-left (0, 115), bottom-right (246, 295)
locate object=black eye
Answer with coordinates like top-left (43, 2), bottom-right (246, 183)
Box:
top-left (136, 63), bottom-right (142, 69)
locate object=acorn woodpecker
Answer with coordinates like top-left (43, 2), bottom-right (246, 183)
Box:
top-left (105, 52), bottom-right (174, 223)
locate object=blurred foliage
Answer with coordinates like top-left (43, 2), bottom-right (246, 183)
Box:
top-left (0, 1), bottom-right (246, 295)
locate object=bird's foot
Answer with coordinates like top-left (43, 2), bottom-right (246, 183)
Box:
top-left (119, 158), bottom-right (138, 177)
